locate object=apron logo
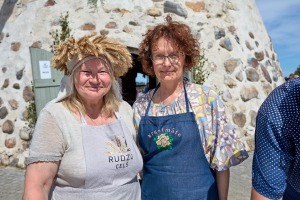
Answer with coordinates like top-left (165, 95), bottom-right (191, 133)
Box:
top-left (105, 136), bottom-right (131, 154)
top-left (147, 128), bottom-right (182, 138)
top-left (153, 133), bottom-right (174, 150)
top-left (105, 136), bottom-right (134, 169)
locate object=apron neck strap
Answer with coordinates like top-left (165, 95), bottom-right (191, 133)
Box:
top-left (145, 80), bottom-right (189, 116)
top-left (80, 112), bottom-right (87, 126)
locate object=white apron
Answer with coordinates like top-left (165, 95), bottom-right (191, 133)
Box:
top-left (50, 112), bottom-right (143, 200)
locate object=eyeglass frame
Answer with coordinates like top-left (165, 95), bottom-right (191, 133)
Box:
top-left (150, 52), bottom-right (184, 64)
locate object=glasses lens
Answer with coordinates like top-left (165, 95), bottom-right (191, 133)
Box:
top-left (151, 53), bottom-right (180, 64)
top-left (168, 54), bottom-right (179, 63)
top-left (151, 55), bottom-right (160, 64)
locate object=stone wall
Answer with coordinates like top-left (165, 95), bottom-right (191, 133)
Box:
top-left (0, 0), bottom-right (285, 167)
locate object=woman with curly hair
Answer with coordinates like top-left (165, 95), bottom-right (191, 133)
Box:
top-left (23, 33), bottom-right (143, 200)
top-left (133, 15), bottom-right (248, 200)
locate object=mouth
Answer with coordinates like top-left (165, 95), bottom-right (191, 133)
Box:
top-left (87, 85), bottom-right (103, 90)
top-left (161, 71), bottom-right (174, 74)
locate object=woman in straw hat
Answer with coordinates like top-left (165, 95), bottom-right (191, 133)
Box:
top-left (23, 33), bottom-right (143, 200)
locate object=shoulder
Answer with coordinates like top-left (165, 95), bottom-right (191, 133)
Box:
top-left (118, 101), bottom-right (136, 139)
top-left (119, 101), bottom-right (133, 114)
top-left (265, 78), bottom-right (300, 102)
top-left (259, 78), bottom-right (300, 114)
top-left (119, 100), bottom-right (132, 110)
top-left (186, 82), bottom-right (217, 95)
top-left (186, 82), bottom-right (219, 103)
top-left (38, 102), bottom-right (78, 130)
top-left (133, 91), bottom-right (151, 109)
top-left (40, 101), bottom-right (68, 117)
top-left (34, 102), bottom-right (77, 139)
top-left (119, 101), bottom-right (134, 120)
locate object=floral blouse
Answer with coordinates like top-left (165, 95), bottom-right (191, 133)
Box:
top-left (132, 81), bottom-right (249, 171)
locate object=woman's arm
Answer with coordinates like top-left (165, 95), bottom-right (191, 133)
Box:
top-left (23, 161), bottom-right (59, 200)
top-left (215, 169), bottom-right (230, 200)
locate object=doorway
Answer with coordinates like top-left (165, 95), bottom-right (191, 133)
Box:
top-left (120, 53), bottom-right (156, 105)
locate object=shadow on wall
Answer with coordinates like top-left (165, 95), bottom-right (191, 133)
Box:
top-left (0, 0), bottom-right (17, 33)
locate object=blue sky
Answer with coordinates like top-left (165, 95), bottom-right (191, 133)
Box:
top-left (136, 73), bottom-right (147, 83)
top-left (256, 0), bottom-right (300, 77)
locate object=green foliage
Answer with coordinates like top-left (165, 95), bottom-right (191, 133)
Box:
top-left (26, 101), bottom-right (37, 128)
top-left (87, 0), bottom-right (98, 8)
top-left (192, 54), bottom-right (209, 85)
top-left (294, 65), bottom-right (300, 76)
top-left (49, 11), bottom-right (72, 53)
top-left (87, 0), bottom-right (104, 9)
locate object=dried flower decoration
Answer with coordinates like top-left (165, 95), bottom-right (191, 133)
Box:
top-left (51, 32), bottom-right (132, 77)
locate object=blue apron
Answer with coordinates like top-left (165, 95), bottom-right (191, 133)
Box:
top-left (138, 82), bottom-right (219, 200)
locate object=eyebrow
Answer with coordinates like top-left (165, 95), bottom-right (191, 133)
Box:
top-left (152, 51), bottom-right (179, 54)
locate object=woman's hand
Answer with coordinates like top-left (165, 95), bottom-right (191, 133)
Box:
top-left (23, 161), bottom-right (59, 200)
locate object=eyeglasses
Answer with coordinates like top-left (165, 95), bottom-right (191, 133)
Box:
top-left (150, 52), bottom-right (183, 64)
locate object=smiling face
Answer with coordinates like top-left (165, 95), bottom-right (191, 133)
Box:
top-left (74, 58), bottom-right (112, 104)
top-left (151, 37), bottom-right (185, 84)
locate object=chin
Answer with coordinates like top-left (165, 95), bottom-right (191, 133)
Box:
top-left (159, 75), bottom-right (177, 81)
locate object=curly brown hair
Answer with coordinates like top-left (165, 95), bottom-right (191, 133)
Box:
top-left (139, 15), bottom-right (200, 77)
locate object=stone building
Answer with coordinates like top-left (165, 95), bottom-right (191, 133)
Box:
top-left (0, 0), bottom-right (285, 168)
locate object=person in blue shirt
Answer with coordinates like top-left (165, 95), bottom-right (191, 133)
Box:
top-left (251, 77), bottom-right (300, 199)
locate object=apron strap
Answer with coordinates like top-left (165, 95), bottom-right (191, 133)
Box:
top-left (79, 112), bottom-right (87, 126)
top-left (145, 83), bottom-right (160, 116)
top-left (183, 81), bottom-right (189, 112)
top-left (114, 111), bottom-right (121, 119)
top-left (145, 80), bottom-right (190, 116)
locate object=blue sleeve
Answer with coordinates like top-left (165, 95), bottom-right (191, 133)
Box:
top-left (252, 85), bottom-right (295, 199)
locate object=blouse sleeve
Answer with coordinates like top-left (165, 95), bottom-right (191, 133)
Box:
top-left (132, 107), bottom-right (141, 132)
top-left (26, 108), bottom-right (66, 165)
top-left (132, 95), bottom-right (147, 134)
top-left (206, 89), bottom-right (248, 171)
top-left (132, 95), bottom-right (150, 156)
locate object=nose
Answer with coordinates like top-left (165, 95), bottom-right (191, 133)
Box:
top-left (89, 74), bottom-right (100, 83)
top-left (163, 56), bottom-right (172, 65)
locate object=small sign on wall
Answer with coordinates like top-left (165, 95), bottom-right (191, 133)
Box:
top-left (39, 60), bottom-right (52, 79)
